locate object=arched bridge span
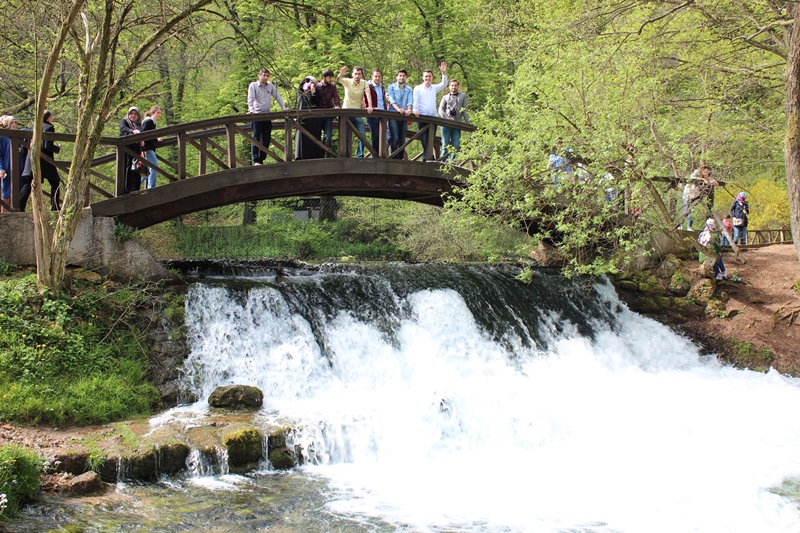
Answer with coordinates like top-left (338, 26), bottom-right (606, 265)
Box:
top-left (1, 110), bottom-right (474, 228)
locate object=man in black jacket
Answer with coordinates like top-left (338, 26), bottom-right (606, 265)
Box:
top-left (41, 110), bottom-right (61, 210)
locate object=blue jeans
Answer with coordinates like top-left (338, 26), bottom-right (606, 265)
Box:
top-left (320, 117), bottom-right (334, 148)
top-left (389, 118), bottom-right (408, 159)
top-left (144, 149), bottom-right (158, 189)
top-left (346, 116), bottom-right (366, 157)
top-left (252, 120), bottom-right (273, 163)
top-left (713, 257), bottom-right (726, 277)
top-left (733, 226), bottom-right (747, 245)
top-left (440, 126), bottom-right (461, 160)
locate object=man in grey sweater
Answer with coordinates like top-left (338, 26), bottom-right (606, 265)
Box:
top-left (437, 80), bottom-right (470, 161)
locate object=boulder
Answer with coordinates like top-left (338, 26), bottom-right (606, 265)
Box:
top-left (208, 385), bottom-right (263, 409)
top-left (223, 427), bottom-right (263, 472)
top-left (63, 471), bottom-right (104, 495)
top-left (667, 271), bottom-right (693, 296)
top-left (656, 254), bottom-right (684, 280)
top-left (157, 441), bottom-right (191, 475)
top-left (51, 449), bottom-right (91, 475)
top-left (269, 449), bottom-right (295, 470)
top-left (687, 278), bottom-right (716, 305)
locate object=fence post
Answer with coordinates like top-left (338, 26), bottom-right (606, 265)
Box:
top-left (338, 114), bottom-right (348, 157)
top-left (115, 145), bottom-right (126, 197)
top-left (177, 133), bottom-right (187, 180)
top-left (9, 138), bottom-right (20, 210)
top-left (199, 138), bottom-right (207, 176)
top-left (425, 122), bottom-right (435, 161)
top-left (284, 118), bottom-right (293, 161)
top-left (226, 122), bottom-right (237, 169)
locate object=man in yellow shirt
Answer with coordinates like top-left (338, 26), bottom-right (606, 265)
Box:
top-left (337, 65), bottom-right (373, 157)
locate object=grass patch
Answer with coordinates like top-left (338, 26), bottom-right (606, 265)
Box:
top-left (728, 338), bottom-right (775, 372)
top-left (0, 445), bottom-right (44, 519)
top-left (0, 275), bottom-right (160, 427)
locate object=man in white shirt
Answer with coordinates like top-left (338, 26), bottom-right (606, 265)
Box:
top-left (247, 68), bottom-right (287, 165)
top-left (412, 61), bottom-right (447, 161)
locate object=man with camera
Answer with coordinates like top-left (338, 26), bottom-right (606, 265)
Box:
top-left (437, 80), bottom-right (469, 162)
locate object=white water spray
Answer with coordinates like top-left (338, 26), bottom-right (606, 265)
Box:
top-left (180, 272), bottom-right (800, 533)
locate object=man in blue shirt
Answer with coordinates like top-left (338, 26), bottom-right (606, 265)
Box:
top-left (387, 69), bottom-right (413, 159)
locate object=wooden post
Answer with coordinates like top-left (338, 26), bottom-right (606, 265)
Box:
top-left (338, 116), bottom-right (348, 157)
top-left (115, 145), bottom-right (126, 197)
top-left (226, 123), bottom-right (237, 169)
top-left (199, 138), bottom-right (207, 176)
top-left (379, 119), bottom-right (388, 158)
top-left (177, 133), bottom-right (187, 180)
top-left (425, 122), bottom-right (435, 161)
top-left (284, 119), bottom-right (293, 161)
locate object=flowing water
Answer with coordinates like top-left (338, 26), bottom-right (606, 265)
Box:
top-left (12, 264), bottom-right (800, 532)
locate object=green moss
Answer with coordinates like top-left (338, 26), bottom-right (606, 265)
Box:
top-left (268, 450), bottom-right (294, 470)
top-left (729, 338), bottom-right (775, 372)
top-left (223, 427), bottom-right (263, 468)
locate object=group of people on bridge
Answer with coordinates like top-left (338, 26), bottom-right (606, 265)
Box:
top-left (246, 61), bottom-right (470, 165)
top-left (0, 112), bottom-right (62, 212)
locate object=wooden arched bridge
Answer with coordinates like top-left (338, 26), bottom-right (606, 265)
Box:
top-left (2, 109), bottom-right (475, 228)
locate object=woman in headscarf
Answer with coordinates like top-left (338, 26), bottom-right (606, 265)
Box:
top-left (119, 107), bottom-right (144, 194)
top-left (0, 115), bottom-right (17, 211)
top-left (729, 191), bottom-right (750, 246)
top-left (295, 76), bottom-right (322, 160)
top-left (698, 218), bottom-right (727, 281)
top-left (141, 105), bottom-right (162, 189)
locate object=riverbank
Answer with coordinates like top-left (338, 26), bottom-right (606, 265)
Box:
top-left (666, 244), bottom-right (800, 375)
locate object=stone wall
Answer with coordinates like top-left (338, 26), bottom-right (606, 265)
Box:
top-left (0, 209), bottom-right (171, 282)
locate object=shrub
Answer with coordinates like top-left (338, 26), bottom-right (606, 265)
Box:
top-left (0, 445), bottom-right (44, 519)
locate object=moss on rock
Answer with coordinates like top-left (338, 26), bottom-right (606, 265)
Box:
top-left (269, 449), bottom-right (295, 470)
top-left (223, 427), bottom-right (263, 470)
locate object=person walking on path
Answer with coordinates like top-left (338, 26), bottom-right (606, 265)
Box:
top-left (412, 60), bottom-right (447, 161)
top-left (729, 191), bottom-right (750, 245)
top-left (437, 79), bottom-right (469, 161)
top-left (247, 68), bottom-right (287, 165)
top-left (141, 105), bottom-right (162, 189)
top-left (698, 218), bottom-right (727, 281)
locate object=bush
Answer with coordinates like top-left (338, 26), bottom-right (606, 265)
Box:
top-left (0, 445), bottom-right (44, 519)
top-left (0, 275), bottom-right (160, 426)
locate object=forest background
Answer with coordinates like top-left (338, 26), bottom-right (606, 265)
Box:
top-left (0, 0), bottom-right (795, 273)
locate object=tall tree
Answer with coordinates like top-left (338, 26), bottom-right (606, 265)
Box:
top-left (28, 0), bottom-right (215, 290)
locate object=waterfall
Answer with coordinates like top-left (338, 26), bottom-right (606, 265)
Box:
top-left (177, 264), bottom-right (800, 533)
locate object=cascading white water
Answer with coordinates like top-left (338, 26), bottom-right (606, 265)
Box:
top-left (180, 268), bottom-right (800, 533)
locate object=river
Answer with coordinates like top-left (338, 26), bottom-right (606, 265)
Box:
top-left (12, 264), bottom-right (800, 532)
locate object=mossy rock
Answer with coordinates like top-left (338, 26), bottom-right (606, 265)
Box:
top-left (51, 449), bottom-right (91, 475)
top-left (671, 297), bottom-right (706, 318)
top-left (616, 280), bottom-right (639, 292)
top-left (267, 428), bottom-right (288, 451)
top-left (687, 278), bottom-right (716, 305)
top-left (223, 427), bottom-right (263, 469)
top-left (119, 447), bottom-right (157, 481)
top-left (638, 275), bottom-right (666, 296)
top-left (656, 254), bottom-right (684, 280)
top-left (269, 448), bottom-right (295, 470)
top-left (705, 298), bottom-right (728, 319)
top-left (634, 297), bottom-right (661, 313)
top-left (667, 271), bottom-right (692, 296)
top-left (157, 441), bottom-right (191, 475)
top-left (208, 384), bottom-right (264, 409)
top-left (655, 296), bottom-right (672, 310)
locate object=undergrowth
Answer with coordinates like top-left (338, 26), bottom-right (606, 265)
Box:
top-left (0, 274), bottom-right (160, 427)
top-left (0, 445), bottom-right (43, 519)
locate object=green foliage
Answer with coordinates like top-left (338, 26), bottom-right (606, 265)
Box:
top-left (793, 279), bottom-right (800, 293)
top-left (113, 223), bottom-right (139, 242)
top-left (0, 445), bottom-right (44, 519)
top-left (0, 261), bottom-right (20, 277)
top-left (0, 275), bottom-right (160, 427)
top-left (729, 338), bottom-right (775, 372)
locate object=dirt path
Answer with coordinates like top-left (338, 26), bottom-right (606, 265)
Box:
top-left (677, 244), bottom-right (800, 374)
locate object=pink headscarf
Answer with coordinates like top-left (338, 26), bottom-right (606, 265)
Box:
top-left (736, 192), bottom-right (747, 204)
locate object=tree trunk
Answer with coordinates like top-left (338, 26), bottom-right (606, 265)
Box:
top-left (786, 5), bottom-right (800, 264)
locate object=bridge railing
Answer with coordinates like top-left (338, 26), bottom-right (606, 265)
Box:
top-left (0, 110), bottom-right (475, 211)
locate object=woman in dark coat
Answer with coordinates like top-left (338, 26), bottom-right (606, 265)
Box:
top-left (295, 76), bottom-right (323, 160)
top-left (41, 110), bottom-right (61, 210)
top-left (119, 107), bottom-right (144, 194)
top-left (729, 191), bottom-right (750, 245)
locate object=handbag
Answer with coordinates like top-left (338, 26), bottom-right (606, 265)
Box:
top-left (732, 217), bottom-right (744, 227)
top-left (135, 152), bottom-right (150, 177)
